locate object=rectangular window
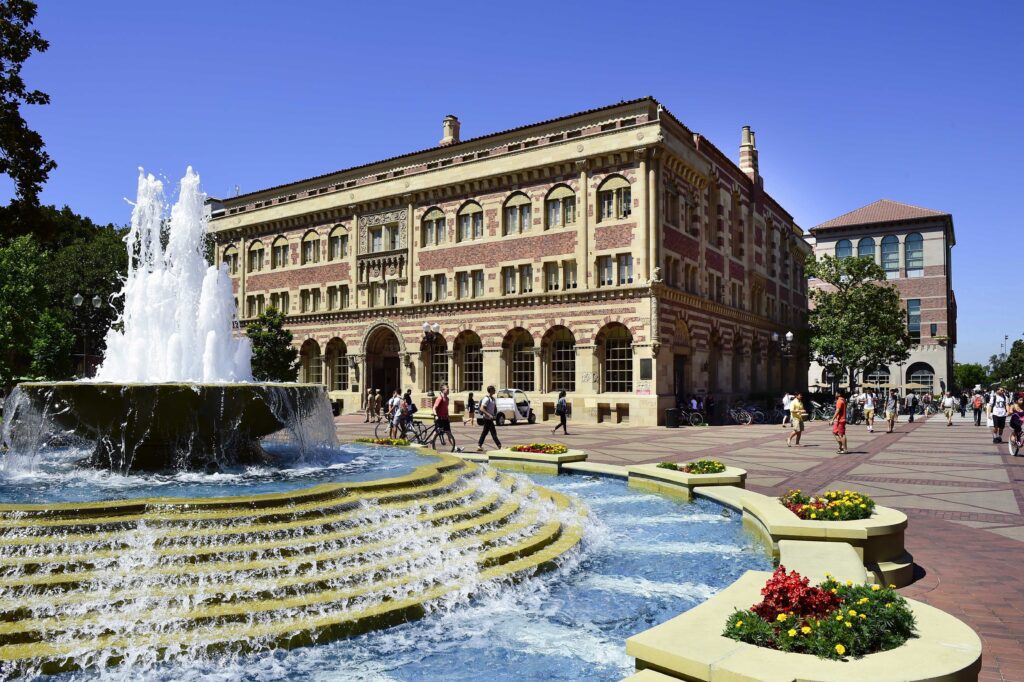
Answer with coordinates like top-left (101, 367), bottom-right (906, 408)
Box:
top-left (272, 244), bottom-right (289, 269)
top-left (472, 270), bottom-right (485, 298)
top-left (423, 217), bottom-right (448, 246)
top-left (333, 352), bottom-right (348, 391)
top-left (457, 272), bottom-right (469, 299)
top-left (604, 339), bottom-right (633, 392)
top-left (473, 212), bottom-right (483, 239)
top-left (564, 196), bottom-right (576, 224)
top-left (462, 343), bottom-right (483, 392)
top-left (248, 249), bottom-right (263, 272)
top-left (544, 262), bottom-right (560, 291)
top-left (502, 266), bottom-right (516, 295)
top-left (551, 338), bottom-right (575, 392)
top-left (388, 225), bottom-right (400, 251)
top-left (327, 286), bottom-right (339, 310)
top-left (246, 295), bottom-right (257, 318)
top-left (665, 191), bottom-right (679, 225)
top-left (519, 264), bottom-right (533, 293)
top-left (598, 188), bottom-right (631, 221)
top-left (421, 275), bottom-right (434, 302)
top-left (270, 292), bottom-right (289, 313)
top-left (224, 251), bottom-right (238, 275)
top-left (422, 220), bottom-right (434, 247)
top-left (512, 342), bottom-right (535, 391)
top-left (435, 274), bottom-right (447, 301)
top-left (504, 204), bottom-right (531, 235)
top-left (302, 240), bottom-right (319, 265)
top-left (458, 214), bottom-right (470, 242)
top-left (597, 256), bottom-right (613, 286)
top-left (599, 192), bottom-right (614, 221)
top-left (328, 234), bottom-right (348, 260)
top-left (907, 299), bottom-right (921, 343)
top-left (370, 228), bottom-right (383, 253)
top-left (340, 286), bottom-right (349, 309)
top-left (617, 254), bottom-right (633, 284)
top-left (563, 260), bottom-right (578, 289)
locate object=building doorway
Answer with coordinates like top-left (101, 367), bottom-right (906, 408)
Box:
top-left (365, 326), bottom-right (402, 398)
top-left (674, 354), bottom-right (688, 398)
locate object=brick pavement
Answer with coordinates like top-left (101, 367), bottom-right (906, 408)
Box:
top-left (335, 411), bottom-right (1024, 680)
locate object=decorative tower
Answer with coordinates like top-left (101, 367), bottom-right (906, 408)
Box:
top-left (739, 126), bottom-right (759, 181)
top-left (439, 115), bottom-right (461, 147)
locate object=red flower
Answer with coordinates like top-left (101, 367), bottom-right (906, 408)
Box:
top-left (750, 566), bottom-right (842, 622)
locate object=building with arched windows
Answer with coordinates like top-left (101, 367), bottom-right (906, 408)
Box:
top-left (208, 98), bottom-right (810, 425)
top-left (806, 199), bottom-right (956, 395)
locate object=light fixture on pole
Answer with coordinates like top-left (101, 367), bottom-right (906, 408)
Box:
top-left (771, 330), bottom-right (795, 356)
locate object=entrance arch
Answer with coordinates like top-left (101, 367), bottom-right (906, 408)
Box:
top-left (364, 325), bottom-right (402, 398)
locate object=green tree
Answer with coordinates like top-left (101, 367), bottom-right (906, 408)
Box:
top-left (28, 308), bottom-right (74, 379)
top-left (953, 362), bottom-right (989, 391)
top-left (993, 339), bottom-right (1024, 389)
top-left (806, 254), bottom-right (911, 390)
top-left (246, 307), bottom-right (299, 382)
top-left (0, 234), bottom-right (47, 383)
top-left (0, 0), bottom-right (54, 212)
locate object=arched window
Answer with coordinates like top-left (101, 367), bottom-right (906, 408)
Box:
top-left (907, 362), bottom-right (935, 395)
top-left (328, 225), bottom-right (348, 261)
top-left (326, 338), bottom-right (348, 391)
top-left (865, 365), bottom-right (890, 387)
top-left (597, 175), bottom-right (631, 221)
top-left (503, 193), bottom-right (532, 236)
top-left (505, 329), bottom-right (535, 391)
top-left (545, 185), bottom-right (576, 229)
top-left (454, 331), bottom-right (483, 392)
top-left (429, 335), bottom-right (448, 391)
top-left (222, 245), bottom-right (239, 275)
top-left (301, 231), bottom-right (321, 265)
top-left (598, 323), bottom-right (633, 392)
top-left (545, 326), bottom-right (576, 392)
top-left (272, 236), bottom-right (290, 269)
top-left (421, 208), bottom-right (446, 247)
top-left (905, 232), bottom-right (924, 277)
top-left (457, 202), bottom-right (484, 242)
top-left (835, 239), bottom-right (853, 259)
top-left (857, 237), bottom-right (875, 260)
top-left (881, 235), bottom-right (899, 278)
top-left (247, 240), bottom-right (265, 272)
top-left (300, 340), bottom-right (322, 385)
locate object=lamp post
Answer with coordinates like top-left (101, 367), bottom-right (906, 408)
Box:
top-left (72, 293), bottom-right (103, 377)
top-left (421, 322), bottom-right (441, 394)
top-left (772, 331), bottom-right (795, 392)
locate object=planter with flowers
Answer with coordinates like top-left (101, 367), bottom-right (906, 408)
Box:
top-left (626, 459), bottom-right (746, 500)
top-left (486, 443), bottom-right (587, 474)
top-left (354, 437), bottom-right (411, 447)
top-left (626, 567), bottom-right (981, 681)
top-left (509, 443), bottom-right (569, 455)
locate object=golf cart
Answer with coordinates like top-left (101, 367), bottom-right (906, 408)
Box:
top-left (494, 388), bottom-right (536, 425)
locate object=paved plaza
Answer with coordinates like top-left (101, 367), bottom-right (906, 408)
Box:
top-left (336, 412), bottom-right (1024, 681)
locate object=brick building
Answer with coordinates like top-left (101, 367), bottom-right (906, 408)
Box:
top-left (806, 199), bottom-right (957, 395)
top-left (208, 98), bottom-right (811, 426)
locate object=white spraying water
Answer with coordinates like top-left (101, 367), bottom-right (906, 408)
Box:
top-left (94, 167), bottom-right (252, 383)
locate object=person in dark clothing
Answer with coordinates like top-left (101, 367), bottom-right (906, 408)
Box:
top-left (705, 394), bottom-right (717, 425)
top-left (476, 385), bottom-right (502, 452)
top-left (552, 390), bottom-right (569, 435)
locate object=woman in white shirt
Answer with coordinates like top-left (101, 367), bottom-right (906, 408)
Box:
top-left (990, 388), bottom-right (1010, 443)
top-left (863, 391), bottom-right (876, 433)
top-left (941, 391), bottom-right (956, 426)
top-left (781, 392), bottom-right (794, 428)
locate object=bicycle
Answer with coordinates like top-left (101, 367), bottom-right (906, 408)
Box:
top-left (744, 406), bottom-right (766, 424)
top-left (418, 418), bottom-right (458, 452)
top-left (678, 409), bottom-right (705, 426)
top-left (728, 407), bottom-right (752, 425)
top-left (375, 415), bottom-right (426, 443)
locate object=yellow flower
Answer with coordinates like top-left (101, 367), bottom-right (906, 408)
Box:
top-left (860, 614), bottom-right (866, 619)
top-left (835, 644), bottom-right (846, 655)
top-left (889, 584), bottom-right (896, 589)
top-left (845, 621), bottom-right (852, 628)
top-left (830, 588), bottom-right (838, 594)
top-left (801, 626), bottom-right (811, 634)
top-left (735, 620), bottom-right (743, 628)
top-left (885, 603), bottom-right (893, 608)
top-left (810, 513), bottom-right (817, 519)
top-left (871, 584), bottom-right (881, 591)
top-left (859, 504), bottom-right (867, 509)
top-left (848, 609), bottom-right (857, 616)
top-left (777, 613), bottom-right (788, 622)
top-left (788, 628), bottom-right (797, 637)
top-left (846, 580), bottom-right (853, 586)
top-left (836, 614), bottom-right (843, 621)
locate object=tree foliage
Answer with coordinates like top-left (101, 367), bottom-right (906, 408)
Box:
top-left (992, 339), bottom-right (1024, 389)
top-left (953, 362), bottom-right (989, 391)
top-left (805, 254), bottom-right (911, 389)
top-left (246, 307), bottom-right (299, 382)
top-left (0, 0), bottom-right (54, 212)
top-left (0, 234), bottom-right (48, 382)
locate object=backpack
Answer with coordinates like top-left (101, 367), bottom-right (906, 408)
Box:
top-left (406, 400), bottom-right (417, 415)
top-left (973, 395), bottom-right (983, 409)
top-left (555, 398), bottom-right (566, 416)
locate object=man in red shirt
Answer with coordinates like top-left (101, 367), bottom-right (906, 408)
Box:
top-left (433, 384), bottom-right (452, 448)
top-left (831, 389), bottom-right (848, 454)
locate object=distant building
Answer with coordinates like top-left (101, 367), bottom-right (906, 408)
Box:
top-left (208, 98), bottom-right (810, 425)
top-left (807, 199), bottom-right (956, 394)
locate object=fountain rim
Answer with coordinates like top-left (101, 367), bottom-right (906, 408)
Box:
top-left (14, 381), bottom-right (327, 388)
top-left (0, 446), bottom-right (448, 515)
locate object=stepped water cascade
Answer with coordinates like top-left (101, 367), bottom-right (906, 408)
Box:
top-left (0, 169), bottom-right (770, 680)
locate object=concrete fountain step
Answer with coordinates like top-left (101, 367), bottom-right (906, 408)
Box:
top-left (0, 485), bottom-right (586, 675)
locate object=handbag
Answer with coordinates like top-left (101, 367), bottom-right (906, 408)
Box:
top-left (986, 415), bottom-right (994, 428)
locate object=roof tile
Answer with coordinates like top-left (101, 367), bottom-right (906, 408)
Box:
top-left (812, 199), bottom-right (948, 231)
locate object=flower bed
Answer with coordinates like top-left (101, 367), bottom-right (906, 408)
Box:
top-left (723, 567), bottom-right (915, 660)
top-left (656, 459), bottom-right (727, 474)
top-left (509, 443), bottom-right (569, 455)
top-left (780, 489), bottom-right (876, 521)
top-left (354, 437), bottom-right (410, 446)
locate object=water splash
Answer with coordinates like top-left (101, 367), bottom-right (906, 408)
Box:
top-left (95, 168), bottom-right (252, 383)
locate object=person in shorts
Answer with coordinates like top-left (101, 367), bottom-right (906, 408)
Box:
top-left (990, 387), bottom-right (1010, 443)
top-left (386, 390), bottom-right (402, 439)
top-left (885, 389), bottom-right (899, 433)
top-left (786, 392), bottom-right (807, 447)
top-left (863, 390), bottom-right (876, 433)
top-left (1009, 395), bottom-right (1024, 454)
top-left (781, 391), bottom-right (794, 428)
top-left (831, 389), bottom-right (848, 454)
top-left (433, 384), bottom-right (452, 447)
top-left (941, 391), bottom-right (956, 426)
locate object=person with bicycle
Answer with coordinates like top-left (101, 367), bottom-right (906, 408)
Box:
top-left (787, 392), bottom-right (807, 447)
top-left (1008, 394), bottom-right (1024, 456)
top-left (386, 389), bottom-right (402, 439)
top-left (476, 385), bottom-right (502, 452)
top-left (831, 389), bottom-right (848, 454)
top-left (990, 387), bottom-right (1011, 444)
top-left (433, 384), bottom-right (453, 445)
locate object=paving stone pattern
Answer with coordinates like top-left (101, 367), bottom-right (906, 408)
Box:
top-left (335, 412), bottom-right (1024, 680)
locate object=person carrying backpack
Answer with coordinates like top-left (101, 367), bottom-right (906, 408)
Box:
top-left (551, 390), bottom-right (569, 435)
top-left (972, 392), bottom-right (984, 426)
top-left (905, 391), bottom-right (918, 423)
top-left (476, 385), bottom-right (502, 452)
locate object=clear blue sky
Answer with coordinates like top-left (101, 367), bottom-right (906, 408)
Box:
top-left (4, 0), bottom-right (1017, 363)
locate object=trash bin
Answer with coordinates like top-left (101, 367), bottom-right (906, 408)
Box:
top-left (665, 408), bottom-right (680, 428)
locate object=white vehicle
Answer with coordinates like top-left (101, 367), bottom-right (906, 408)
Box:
top-left (494, 388), bottom-right (536, 425)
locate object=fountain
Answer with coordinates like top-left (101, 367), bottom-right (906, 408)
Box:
top-left (2, 168), bottom-right (330, 472)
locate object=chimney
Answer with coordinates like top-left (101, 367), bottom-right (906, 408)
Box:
top-left (439, 114), bottom-right (460, 147)
top-left (739, 125), bottom-right (759, 181)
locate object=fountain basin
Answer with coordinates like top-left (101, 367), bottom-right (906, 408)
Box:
top-left (8, 382), bottom-right (329, 472)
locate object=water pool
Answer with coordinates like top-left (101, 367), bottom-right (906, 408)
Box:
top-left (41, 467), bottom-right (771, 682)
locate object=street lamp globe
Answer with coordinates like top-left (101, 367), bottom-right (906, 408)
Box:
top-left (91, 295), bottom-right (102, 308)
top-left (72, 293), bottom-right (84, 307)
top-left (771, 332), bottom-right (780, 343)
top-left (785, 331), bottom-right (794, 343)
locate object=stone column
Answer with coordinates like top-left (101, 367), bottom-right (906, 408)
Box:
top-left (482, 347), bottom-right (502, 391)
top-left (407, 202), bottom-right (415, 303)
top-left (576, 160), bottom-right (590, 290)
top-left (636, 152), bottom-right (649, 281)
top-left (446, 351), bottom-right (455, 390)
top-left (533, 347), bottom-right (543, 393)
top-left (647, 151), bottom-right (659, 282)
top-left (349, 210), bottom-right (360, 309)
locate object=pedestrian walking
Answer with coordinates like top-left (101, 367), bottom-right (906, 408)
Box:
top-left (373, 389), bottom-right (382, 420)
top-left (971, 392), bottom-right (983, 426)
top-left (781, 391), bottom-right (794, 428)
top-left (476, 386), bottom-right (502, 452)
top-left (831, 389), bottom-right (848, 454)
top-left (863, 390), bottom-right (876, 433)
top-left (990, 387), bottom-right (1010, 444)
top-left (941, 391), bottom-right (956, 426)
top-left (787, 392), bottom-right (807, 447)
top-left (364, 388), bottom-right (375, 422)
top-left (959, 392), bottom-right (968, 419)
top-left (905, 390), bottom-right (917, 423)
top-left (885, 389), bottom-right (899, 433)
top-left (705, 394), bottom-right (717, 426)
top-left (464, 391), bottom-right (477, 426)
top-left (433, 384), bottom-right (452, 447)
top-left (551, 390), bottom-right (570, 435)
top-left (386, 390), bottom-right (402, 439)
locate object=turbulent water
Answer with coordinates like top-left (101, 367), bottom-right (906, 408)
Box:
top-left (95, 168), bottom-right (252, 383)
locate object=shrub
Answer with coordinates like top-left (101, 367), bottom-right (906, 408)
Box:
top-left (656, 462), bottom-right (679, 470)
top-left (779, 488), bottom-right (876, 521)
top-left (682, 459), bottom-right (726, 474)
top-left (509, 443), bottom-right (568, 454)
top-left (724, 567), bottom-right (916, 660)
top-left (354, 437), bottom-right (410, 446)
